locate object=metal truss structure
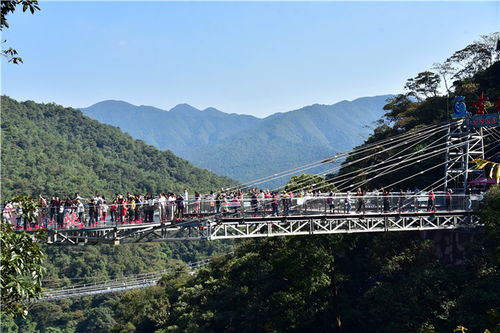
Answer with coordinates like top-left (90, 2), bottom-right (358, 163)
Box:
top-left (444, 119), bottom-right (485, 193)
top-left (45, 211), bottom-right (479, 245)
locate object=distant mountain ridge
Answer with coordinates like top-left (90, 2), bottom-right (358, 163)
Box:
top-left (82, 100), bottom-right (261, 152)
top-left (81, 95), bottom-right (393, 186)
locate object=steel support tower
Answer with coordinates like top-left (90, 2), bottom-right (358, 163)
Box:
top-left (443, 119), bottom-right (485, 193)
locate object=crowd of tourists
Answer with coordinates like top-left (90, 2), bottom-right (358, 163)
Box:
top-left (2, 187), bottom-right (472, 230)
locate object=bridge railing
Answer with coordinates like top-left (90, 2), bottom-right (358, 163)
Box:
top-left (4, 192), bottom-right (482, 231)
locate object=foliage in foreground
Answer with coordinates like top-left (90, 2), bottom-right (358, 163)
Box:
top-left (0, 219), bottom-right (45, 316)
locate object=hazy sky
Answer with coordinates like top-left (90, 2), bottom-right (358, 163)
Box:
top-left (1, 1), bottom-right (498, 117)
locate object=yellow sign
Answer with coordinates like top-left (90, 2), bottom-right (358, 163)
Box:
top-left (471, 158), bottom-right (500, 184)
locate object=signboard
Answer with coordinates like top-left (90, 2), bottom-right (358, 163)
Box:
top-left (469, 113), bottom-right (500, 127)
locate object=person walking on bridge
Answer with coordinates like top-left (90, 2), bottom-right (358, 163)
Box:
top-left (344, 192), bottom-right (352, 214)
top-left (382, 189), bottom-right (390, 212)
top-left (327, 192), bottom-right (335, 213)
top-left (427, 190), bottom-right (436, 212)
top-left (397, 189), bottom-right (405, 213)
top-left (167, 193), bottom-right (176, 220)
top-left (88, 199), bottom-right (96, 227)
top-left (356, 188), bottom-right (365, 214)
top-left (445, 189), bottom-right (453, 211)
top-left (175, 194), bottom-right (185, 220)
top-left (282, 191), bottom-right (291, 216)
top-left (271, 192), bottom-right (279, 216)
top-left (465, 187), bottom-right (472, 211)
top-left (215, 193), bottom-right (221, 214)
top-left (194, 191), bottom-right (201, 214)
top-left (412, 189), bottom-right (420, 212)
top-left (77, 200), bottom-right (84, 225)
top-left (251, 192), bottom-right (258, 216)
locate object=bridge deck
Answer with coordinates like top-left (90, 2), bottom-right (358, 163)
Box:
top-left (45, 210), bottom-right (478, 245)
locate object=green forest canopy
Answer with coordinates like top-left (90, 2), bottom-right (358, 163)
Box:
top-left (1, 96), bottom-right (236, 200)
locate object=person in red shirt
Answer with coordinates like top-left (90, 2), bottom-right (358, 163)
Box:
top-left (110, 199), bottom-right (117, 222)
top-left (427, 190), bottom-right (436, 212)
top-left (121, 199), bottom-right (128, 224)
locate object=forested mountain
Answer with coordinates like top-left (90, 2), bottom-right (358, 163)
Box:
top-left (81, 101), bottom-right (261, 152)
top-left (1, 96), bottom-right (235, 199)
top-left (81, 95), bottom-right (391, 185)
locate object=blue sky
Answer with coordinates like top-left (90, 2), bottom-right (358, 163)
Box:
top-left (1, 1), bottom-right (499, 117)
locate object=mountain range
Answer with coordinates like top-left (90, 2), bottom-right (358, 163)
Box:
top-left (81, 95), bottom-right (392, 187)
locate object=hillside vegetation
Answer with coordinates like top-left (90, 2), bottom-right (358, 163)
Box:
top-left (1, 96), bottom-right (235, 199)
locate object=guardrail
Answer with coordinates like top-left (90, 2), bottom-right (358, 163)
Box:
top-left (6, 192), bottom-right (482, 231)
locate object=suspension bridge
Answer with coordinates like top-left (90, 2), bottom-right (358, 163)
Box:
top-left (36, 117), bottom-right (498, 245)
top-left (40, 259), bottom-right (212, 301)
top-left (16, 116), bottom-right (498, 300)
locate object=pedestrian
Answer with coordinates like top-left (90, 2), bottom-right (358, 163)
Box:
top-left (110, 199), bottom-right (117, 222)
top-left (427, 190), bottom-right (436, 212)
top-left (88, 199), bottom-right (96, 226)
top-left (272, 192), bottom-right (279, 216)
top-left (327, 192), bottom-right (335, 213)
top-left (446, 189), bottom-right (452, 211)
top-left (175, 194), bottom-right (184, 219)
top-left (382, 189), bottom-right (390, 212)
top-left (344, 192), bottom-right (352, 214)
top-left (128, 196), bottom-right (135, 222)
top-left (77, 200), bottom-right (85, 224)
top-left (194, 191), bottom-right (201, 214)
top-left (398, 189), bottom-right (404, 213)
top-left (215, 193), bottom-right (221, 214)
top-left (356, 188), bottom-right (365, 214)
top-left (251, 192), bottom-right (258, 215)
top-left (120, 198), bottom-right (128, 223)
top-left (413, 189), bottom-right (420, 212)
top-left (282, 191), bottom-right (290, 216)
top-left (465, 187), bottom-right (472, 211)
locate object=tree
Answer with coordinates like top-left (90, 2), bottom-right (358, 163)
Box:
top-left (112, 287), bottom-right (170, 332)
top-left (76, 307), bottom-right (116, 333)
top-left (284, 174), bottom-right (336, 193)
top-left (432, 61), bottom-right (454, 96)
top-left (477, 185), bottom-right (500, 255)
top-left (9, 195), bottom-right (39, 229)
top-left (404, 71), bottom-right (441, 101)
top-left (1, 0), bottom-right (40, 63)
top-left (445, 33), bottom-right (500, 82)
top-left (382, 94), bottom-right (412, 123)
top-left (0, 219), bottom-right (45, 316)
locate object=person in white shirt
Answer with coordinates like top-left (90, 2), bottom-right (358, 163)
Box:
top-left (101, 201), bottom-right (108, 222)
top-left (77, 200), bottom-right (85, 224)
top-left (183, 189), bottom-right (189, 213)
top-left (158, 193), bottom-right (166, 221)
top-left (168, 193), bottom-right (176, 220)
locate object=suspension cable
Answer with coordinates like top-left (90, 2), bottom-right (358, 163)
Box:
top-left (290, 128), bottom-right (455, 193)
top-left (231, 122), bottom-right (449, 190)
top-left (271, 123), bottom-right (450, 191)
